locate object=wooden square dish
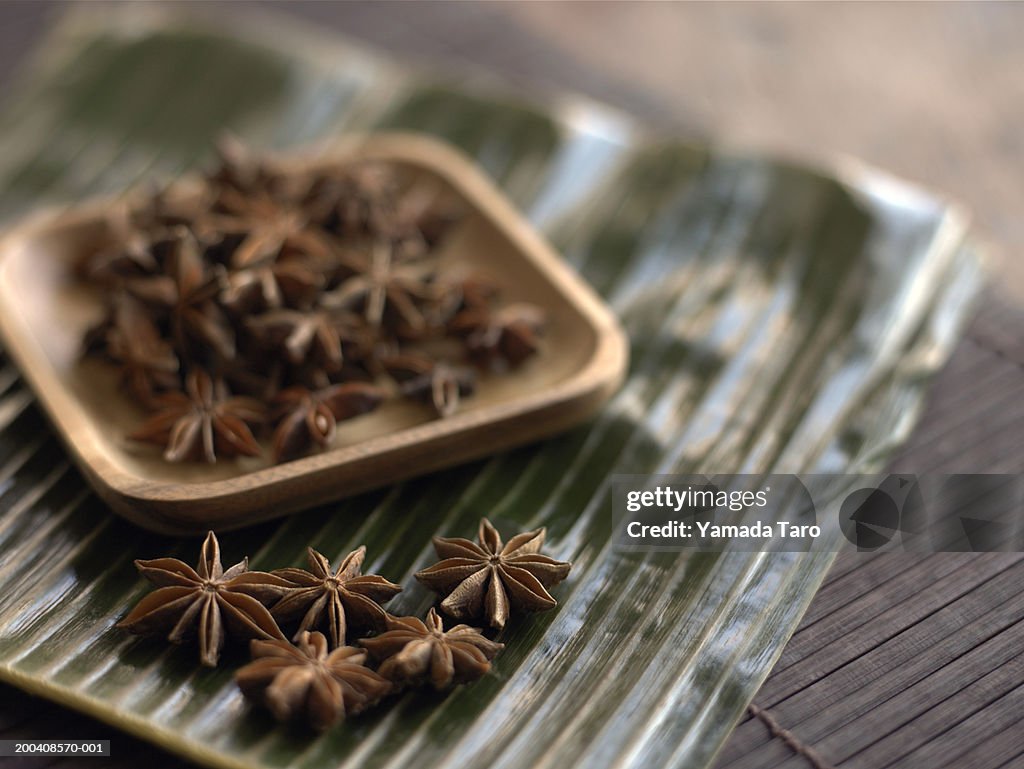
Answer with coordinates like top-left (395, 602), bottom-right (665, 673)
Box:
top-left (0, 134), bottom-right (628, 534)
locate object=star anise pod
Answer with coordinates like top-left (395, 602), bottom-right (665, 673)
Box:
top-left (146, 182), bottom-right (217, 230)
top-left (83, 201), bottom-right (163, 281)
top-left (247, 306), bottom-right (366, 373)
top-left (237, 631), bottom-right (391, 730)
top-left (129, 369), bottom-right (264, 463)
top-left (204, 134), bottom-right (280, 198)
top-left (323, 242), bottom-right (436, 335)
top-left (450, 302), bottom-right (545, 368)
top-left (197, 139), bottom-right (338, 270)
top-left (205, 196), bottom-right (337, 272)
top-left (118, 531), bottom-right (290, 667)
top-left (271, 546), bottom-right (401, 647)
top-left (220, 256), bottom-right (324, 313)
top-left (270, 382), bottom-right (385, 462)
top-left (381, 353), bottom-right (476, 418)
top-left (415, 518), bottom-right (572, 630)
top-left (123, 227), bottom-right (235, 361)
top-left (222, 358), bottom-right (285, 403)
top-left (303, 162), bottom-right (400, 236)
top-left (430, 275), bottom-right (499, 328)
top-left (103, 294), bottom-right (180, 405)
top-left (384, 181), bottom-right (463, 262)
top-left (359, 608), bottom-right (503, 691)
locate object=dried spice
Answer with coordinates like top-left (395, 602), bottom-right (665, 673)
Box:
top-left (118, 531), bottom-right (289, 667)
top-left (450, 302), bottom-right (546, 368)
top-left (381, 354), bottom-right (476, 418)
top-left (270, 382), bottom-right (385, 462)
top-left (83, 201), bottom-right (163, 282)
top-left (220, 255), bottom-right (324, 313)
top-left (129, 369), bottom-right (264, 463)
top-left (128, 227), bottom-right (236, 361)
top-left (246, 306), bottom-right (364, 373)
top-left (119, 519), bottom-right (565, 726)
top-left (386, 181), bottom-right (463, 260)
top-left (360, 608), bottom-right (503, 691)
top-left (324, 241), bottom-right (436, 334)
top-left (237, 631), bottom-right (391, 730)
top-left (415, 518), bottom-right (572, 629)
top-left (205, 134), bottom-right (279, 199)
top-left (78, 138), bottom-right (549, 466)
top-left (98, 294), bottom-right (180, 405)
top-left (303, 162), bottom-right (399, 236)
top-left (213, 199), bottom-right (335, 272)
top-left (271, 546), bottom-right (402, 647)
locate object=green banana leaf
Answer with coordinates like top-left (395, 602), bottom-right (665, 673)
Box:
top-left (0, 6), bottom-right (981, 769)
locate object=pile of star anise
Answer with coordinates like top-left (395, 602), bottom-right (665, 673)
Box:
top-left (79, 138), bottom-right (546, 464)
top-left (119, 519), bottom-right (571, 730)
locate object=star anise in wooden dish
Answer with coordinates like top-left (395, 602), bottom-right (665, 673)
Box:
top-left (380, 354), bottom-right (477, 418)
top-left (245, 305), bottom-right (366, 374)
top-left (450, 302), bottom-right (547, 369)
top-left (359, 608), bottom-right (503, 691)
top-left (118, 531), bottom-right (290, 667)
top-left (74, 137), bottom-right (553, 469)
top-left (0, 134), bottom-right (627, 531)
top-left (82, 201), bottom-right (165, 283)
top-left (270, 546), bottom-right (401, 647)
top-left (302, 161), bottom-right (399, 237)
top-left (126, 226), bottom-right (236, 362)
top-left (129, 369), bottom-right (264, 464)
top-left (324, 241), bottom-right (437, 335)
top-left (269, 382), bottom-right (385, 463)
top-left (416, 518), bottom-right (572, 630)
top-left (89, 294), bottom-right (180, 407)
top-left (236, 631), bottom-right (391, 730)
top-left (220, 255), bottom-right (324, 314)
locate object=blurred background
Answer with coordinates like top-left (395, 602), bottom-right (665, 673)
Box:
top-left (4, 0), bottom-right (1021, 297)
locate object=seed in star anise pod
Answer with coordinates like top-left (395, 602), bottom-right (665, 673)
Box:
top-left (130, 369), bottom-right (265, 463)
top-left (359, 608), bottom-right (503, 691)
top-left (237, 631), bottom-right (391, 730)
top-left (270, 381), bottom-right (386, 462)
top-left (118, 531), bottom-right (290, 667)
top-left (415, 518), bottom-right (572, 630)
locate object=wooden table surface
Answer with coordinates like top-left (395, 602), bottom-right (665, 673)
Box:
top-left (1, 3), bottom-right (1022, 768)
